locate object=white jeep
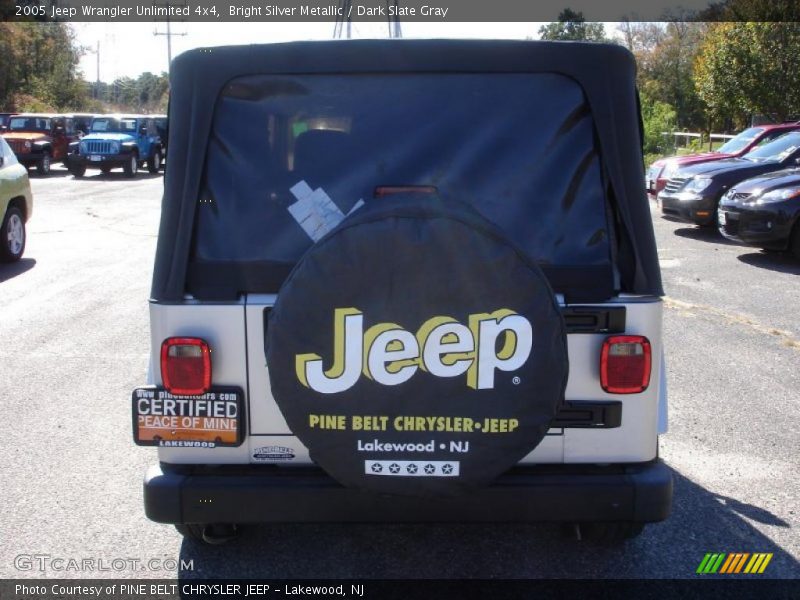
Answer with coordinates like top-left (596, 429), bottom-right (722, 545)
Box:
top-left (134, 39), bottom-right (671, 544)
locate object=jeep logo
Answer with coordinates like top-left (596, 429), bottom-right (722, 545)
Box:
top-left (296, 308), bottom-right (533, 394)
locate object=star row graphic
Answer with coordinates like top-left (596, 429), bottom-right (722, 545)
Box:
top-left (365, 460), bottom-right (460, 477)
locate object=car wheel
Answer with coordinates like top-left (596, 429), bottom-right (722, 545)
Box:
top-left (37, 152), bottom-right (51, 176)
top-left (123, 154), bottom-right (138, 178)
top-left (147, 150), bottom-right (161, 173)
top-left (578, 522), bottom-right (645, 544)
top-left (70, 164), bottom-right (86, 178)
top-left (1, 206), bottom-right (26, 262)
top-left (174, 523), bottom-right (239, 544)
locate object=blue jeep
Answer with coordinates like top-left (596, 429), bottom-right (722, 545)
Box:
top-left (67, 114), bottom-right (163, 178)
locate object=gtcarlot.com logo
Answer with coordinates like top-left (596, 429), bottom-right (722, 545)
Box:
top-left (696, 552), bottom-right (773, 574)
top-left (14, 554), bottom-right (194, 573)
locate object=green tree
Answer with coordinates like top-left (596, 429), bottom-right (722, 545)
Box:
top-left (620, 21), bottom-right (706, 130)
top-left (538, 9), bottom-right (608, 42)
top-left (640, 91), bottom-right (677, 162)
top-left (0, 22), bottom-right (88, 111)
top-left (695, 22), bottom-right (800, 124)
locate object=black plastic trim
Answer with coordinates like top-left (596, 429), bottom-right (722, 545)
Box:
top-left (562, 306), bottom-right (626, 334)
top-left (552, 401), bottom-right (622, 428)
top-left (143, 459), bottom-right (672, 525)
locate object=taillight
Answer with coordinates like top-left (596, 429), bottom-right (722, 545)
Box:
top-left (600, 335), bottom-right (651, 394)
top-left (160, 337), bottom-right (211, 395)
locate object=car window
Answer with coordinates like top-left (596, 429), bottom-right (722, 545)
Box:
top-left (8, 117), bottom-right (51, 131)
top-left (192, 73), bottom-right (614, 287)
top-left (744, 131), bottom-right (800, 162)
top-left (91, 118), bottom-right (138, 133)
top-left (717, 127), bottom-right (764, 154)
top-left (756, 129), bottom-right (794, 146)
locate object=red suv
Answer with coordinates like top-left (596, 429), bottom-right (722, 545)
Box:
top-left (647, 122), bottom-right (800, 196)
top-left (1, 113), bottom-right (81, 175)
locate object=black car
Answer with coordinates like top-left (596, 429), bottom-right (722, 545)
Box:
top-left (658, 131), bottom-right (800, 226)
top-left (718, 168), bottom-right (800, 258)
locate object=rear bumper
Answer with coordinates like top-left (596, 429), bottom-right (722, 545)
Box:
top-left (144, 459), bottom-right (672, 525)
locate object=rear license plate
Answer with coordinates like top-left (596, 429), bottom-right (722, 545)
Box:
top-left (90, 155), bottom-right (102, 162)
top-left (132, 386), bottom-right (244, 448)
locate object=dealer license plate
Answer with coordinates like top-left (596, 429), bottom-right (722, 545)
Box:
top-left (90, 155), bottom-right (102, 162)
top-left (132, 386), bottom-right (244, 448)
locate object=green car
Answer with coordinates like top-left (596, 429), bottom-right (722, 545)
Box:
top-left (0, 135), bottom-right (33, 262)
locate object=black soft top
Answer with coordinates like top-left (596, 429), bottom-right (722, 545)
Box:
top-left (152, 39), bottom-right (662, 302)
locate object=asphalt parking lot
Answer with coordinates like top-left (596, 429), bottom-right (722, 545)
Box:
top-left (1, 167), bottom-right (798, 580)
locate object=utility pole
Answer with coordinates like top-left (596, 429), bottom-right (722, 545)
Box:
top-left (334, 0), bottom-right (401, 39)
top-left (333, 0), bottom-right (352, 39)
top-left (154, 0), bottom-right (187, 72)
top-left (388, 0), bottom-right (402, 38)
top-left (84, 41), bottom-right (101, 99)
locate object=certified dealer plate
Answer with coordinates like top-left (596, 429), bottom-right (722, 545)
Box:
top-left (132, 386), bottom-right (244, 448)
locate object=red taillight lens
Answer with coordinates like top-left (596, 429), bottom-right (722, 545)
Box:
top-left (160, 337), bottom-right (211, 395)
top-left (600, 335), bottom-right (651, 394)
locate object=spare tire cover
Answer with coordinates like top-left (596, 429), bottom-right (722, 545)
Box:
top-left (266, 197), bottom-right (568, 496)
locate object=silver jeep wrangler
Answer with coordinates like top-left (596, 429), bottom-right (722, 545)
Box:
top-left (134, 39), bottom-right (671, 544)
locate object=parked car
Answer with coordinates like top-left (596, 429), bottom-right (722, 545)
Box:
top-left (647, 123), bottom-right (800, 196)
top-left (0, 136), bottom-right (33, 262)
top-left (67, 114), bottom-right (163, 177)
top-left (134, 40), bottom-right (670, 545)
top-left (0, 112), bottom-right (17, 132)
top-left (658, 131), bottom-right (800, 226)
top-left (153, 114), bottom-right (168, 165)
top-left (718, 168), bottom-right (800, 258)
top-left (1, 113), bottom-right (80, 175)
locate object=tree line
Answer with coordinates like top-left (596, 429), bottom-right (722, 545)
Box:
top-left (0, 22), bottom-right (168, 114)
top-left (539, 7), bottom-right (800, 162)
top-left (2, 13), bottom-right (799, 157)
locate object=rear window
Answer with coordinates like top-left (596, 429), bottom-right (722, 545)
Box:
top-left (9, 117), bottom-right (51, 131)
top-left (191, 73), bottom-right (615, 297)
top-left (91, 118), bottom-right (137, 133)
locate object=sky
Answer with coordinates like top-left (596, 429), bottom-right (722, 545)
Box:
top-left (73, 21), bottom-right (619, 81)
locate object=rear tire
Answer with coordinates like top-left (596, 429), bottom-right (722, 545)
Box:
top-left (579, 522), bottom-right (645, 544)
top-left (37, 152), bottom-right (51, 176)
top-left (174, 523), bottom-right (239, 544)
top-left (1, 206), bottom-right (26, 262)
top-left (147, 150), bottom-right (161, 173)
top-left (123, 153), bottom-right (138, 178)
